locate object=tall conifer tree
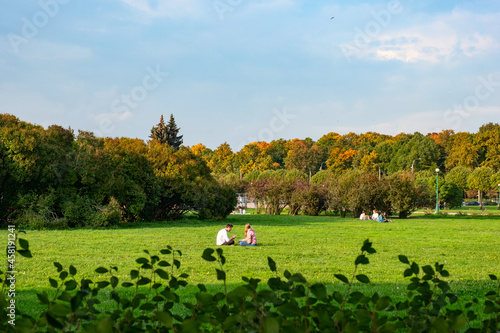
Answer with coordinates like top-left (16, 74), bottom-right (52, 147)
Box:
top-left (150, 114), bottom-right (183, 150)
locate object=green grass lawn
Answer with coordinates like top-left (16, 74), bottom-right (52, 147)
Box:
top-left (2, 213), bottom-right (500, 318)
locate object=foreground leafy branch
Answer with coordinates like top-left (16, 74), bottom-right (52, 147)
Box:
top-left (1, 237), bottom-right (499, 332)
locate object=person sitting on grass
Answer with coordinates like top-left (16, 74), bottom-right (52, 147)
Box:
top-left (360, 211), bottom-right (369, 220)
top-left (377, 212), bottom-right (392, 223)
top-left (371, 209), bottom-right (379, 220)
top-left (238, 223), bottom-right (257, 247)
top-left (216, 223), bottom-right (236, 245)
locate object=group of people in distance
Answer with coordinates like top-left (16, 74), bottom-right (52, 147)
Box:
top-left (360, 209), bottom-right (392, 223)
top-left (216, 223), bottom-right (257, 246)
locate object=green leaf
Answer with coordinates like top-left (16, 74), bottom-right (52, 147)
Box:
top-left (290, 273), bottom-right (307, 283)
top-left (263, 316), bottom-right (280, 333)
top-left (45, 312), bottom-right (64, 329)
top-left (310, 283), bottom-right (327, 300)
top-left (361, 239), bottom-right (376, 254)
top-left (110, 276), bottom-right (118, 288)
top-left (18, 238), bottom-right (29, 249)
top-left (156, 311), bottom-right (173, 328)
top-left (155, 268), bottom-right (169, 280)
top-left (356, 274), bottom-right (370, 284)
top-left (355, 254), bottom-right (369, 265)
top-left (277, 301), bottom-right (302, 316)
top-left (201, 248), bottom-right (216, 262)
top-left (158, 260), bottom-right (171, 267)
top-left (97, 281), bottom-right (110, 288)
top-left (422, 265), bottom-right (435, 276)
top-left (137, 277), bottom-right (151, 286)
top-left (130, 269), bottom-right (139, 280)
top-left (49, 278), bottom-right (58, 288)
top-left (69, 265), bottom-right (77, 276)
top-left (334, 274), bottom-right (349, 284)
top-left (403, 268), bottom-right (413, 277)
top-left (160, 248), bottom-right (172, 255)
top-left (489, 274), bottom-right (498, 281)
top-left (17, 249), bottom-right (32, 258)
top-left (64, 280), bottom-right (78, 291)
top-left (135, 257), bottom-right (149, 264)
top-left (411, 262), bottom-right (419, 275)
top-left (354, 309), bottom-right (371, 324)
top-left (59, 271), bottom-right (68, 280)
top-left (143, 249), bottom-right (150, 255)
top-left (398, 255), bottom-right (409, 264)
top-left (173, 259), bottom-right (181, 270)
top-left (197, 283), bottom-right (207, 292)
top-left (375, 296), bottom-right (392, 311)
top-left (53, 262), bottom-right (63, 272)
top-left (139, 303), bottom-right (156, 311)
top-left (49, 303), bottom-right (71, 316)
top-left (216, 269), bottom-right (226, 281)
top-left (95, 267), bottom-right (109, 274)
top-left (268, 257), bottom-right (277, 272)
top-left (37, 292), bottom-right (50, 305)
top-left (121, 282), bottom-right (134, 288)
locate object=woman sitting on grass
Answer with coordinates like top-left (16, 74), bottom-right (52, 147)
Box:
top-left (239, 223), bottom-right (257, 246)
top-left (377, 212), bottom-right (392, 223)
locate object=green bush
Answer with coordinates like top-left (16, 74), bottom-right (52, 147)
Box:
top-left (89, 197), bottom-right (122, 228)
top-left (14, 191), bottom-right (68, 230)
top-left (2, 237), bottom-right (499, 332)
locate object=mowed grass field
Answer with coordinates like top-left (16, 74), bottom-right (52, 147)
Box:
top-left (2, 213), bottom-right (500, 317)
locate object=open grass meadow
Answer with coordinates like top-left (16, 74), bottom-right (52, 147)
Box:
top-left (2, 212), bottom-right (500, 319)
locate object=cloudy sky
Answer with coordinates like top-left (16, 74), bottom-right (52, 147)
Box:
top-left (1, 0), bottom-right (499, 149)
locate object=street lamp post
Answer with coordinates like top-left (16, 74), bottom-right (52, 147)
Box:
top-left (435, 168), bottom-right (440, 213)
top-left (411, 158), bottom-right (421, 173)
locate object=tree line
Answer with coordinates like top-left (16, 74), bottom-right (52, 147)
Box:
top-left (0, 114), bottom-right (235, 228)
top-left (1, 113), bottom-right (500, 227)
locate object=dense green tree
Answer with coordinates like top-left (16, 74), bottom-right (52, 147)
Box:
top-left (388, 132), bottom-right (440, 173)
top-left (445, 166), bottom-right (472, 191)
top-left (475, 123), bottom-right (500, 171)
top-left (267, 139), bottom-right (288, 168)
top-left (445, 132), bottom-right (478, 171)
top-left (467, 166), bottom-right (495, 206)
top-left (439, 182), bottom-right (463, 209)
top-left (208, 142), bottom-right (235, 175)
top-left (346, 172), bottom-right (390, 217)
top-left (387, 172), bottom-right (423, 218)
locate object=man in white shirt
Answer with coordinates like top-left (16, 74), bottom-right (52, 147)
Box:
top-left (216, 223), bottom-right (236, 245)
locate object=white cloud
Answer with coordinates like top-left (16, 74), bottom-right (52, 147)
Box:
top-left (340, 10), bottom-right (500, 63)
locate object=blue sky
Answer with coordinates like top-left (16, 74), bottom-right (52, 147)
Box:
top-left (1, 0), bottom-right (499, 149)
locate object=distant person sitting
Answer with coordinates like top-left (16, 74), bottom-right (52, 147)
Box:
top-left (239, 223), bottom-right (257, 246)
top-left (377, 212), bottom-right (392, 223)
top-left (216, 223), bottom-right (236, 245)
top-left (371, 210), bottom-right (379, 220)
top-left (359, 211), bottom-right (369, 220)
